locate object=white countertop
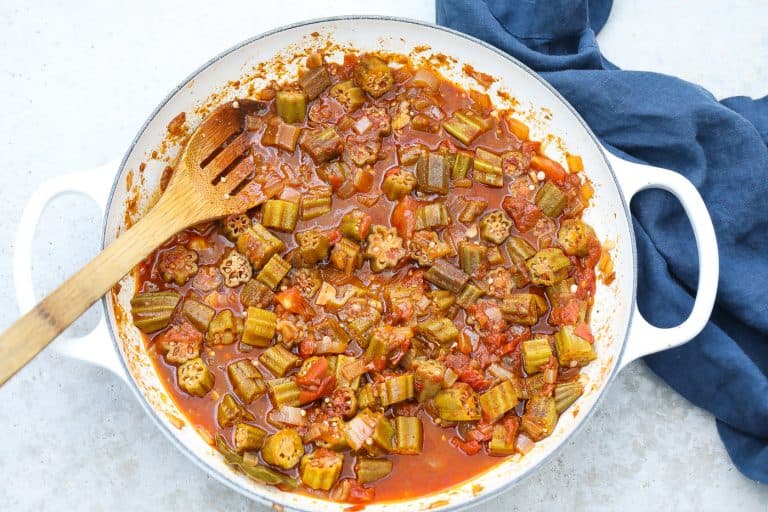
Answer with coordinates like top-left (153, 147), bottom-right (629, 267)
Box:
top-left (1, 1), bottom-right (766, 510)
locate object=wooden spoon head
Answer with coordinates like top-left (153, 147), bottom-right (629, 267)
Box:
top-left (171, 99), bottom-right (269, 218)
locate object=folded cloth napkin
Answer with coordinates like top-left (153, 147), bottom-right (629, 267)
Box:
top-left (437, 0), bottom-right (768, 482)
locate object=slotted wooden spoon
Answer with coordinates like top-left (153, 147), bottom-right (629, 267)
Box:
top-left (0, 99), bottom-right (267, 385)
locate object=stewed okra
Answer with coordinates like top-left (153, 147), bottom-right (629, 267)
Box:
top-left (132, 50), bottom-right (602, 504)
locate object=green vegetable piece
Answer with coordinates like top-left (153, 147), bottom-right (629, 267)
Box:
top-left (554, 381), bottom-right (584, 414)
top-left (412, 359), bottom-right (446, 402)
top-left (459, 199), bottom-right (488, 224)
top-left (261, 199), bottom-right (299, 233)
top-left (429, 289), bottom-right (455, 313)
top-left (300, 187), bottom-right (333, 220)
top-left (434, 383), bottom-right (481, 422)
top-left (356, 384), bottom-right (379, 410)
top-left (522, 337), bottom-right (553, 375)
top-left (207, 309), bottom-right (243, 345)
top-left (365, 326), bottom-right (413, 364)
top-left (300, 127), bottom-right (344, 163)
top-left (501, 293), bottom-right (548, 326)
top-left (521, 396), bottom-right (558, 441)
top-left (296, 229), bottom-right (331, 265)
top-left (300, 449), bottom-right (344, 491)
top-left (377, 374), bottom-right (415, 406)
top-left (382, 167), bottom-right (417, 200)
top-left (355, 457), bottom-right (393, 484)
top-left (221, 214), bottom-right (251, 241)
top-left (479, 380), bottom-right (518, 422)
top-left (236, 223), bottom-right (286, 270)
top-left (130, 291), bottom-right (181, 333)
top-left (394, 416), bottom-right (423, 455)
top-left (217, 393), bottom-right (253, 428)
top-left (177, 357), bottom-right (215, 397)
top-left (256, 254), bottom-right (291, 290)
top-left (452, 150), bottom-right (474, 179)
top-left (261, 116), bottom-right (301, 152)
top-left (415, 203), bottom-right (451, 230)
top-left (158, 245), bottom-right (198, 285)
top-left (424, 259), bottom-right (469, 293)
top-left (330, 237), bottom-right (362, 273)
top-left (353, 55), bottom-right (394, 98)
top-left (299, 65), bottom-right (332, 100)
top-left (339, 209), bottom-right (372, 242)
top-left (416, 318), bottom-right (459, 347)
top-left (558, 219), bottom-right (596, 257)
top-left (479, 210), bottom-right (513, 245)
top-left (473, 148), bottom-right (503, 187)
top-left (527, 248), bottom-right (571, 286)
top-left (242, 307), bottom-right (277, 347)
top-left (535, 181), bottom-right (567, 217)
top-left (240, 279), bottom-right (275, 308)
top-left (276, 90), bottom-right (307, 124)
top-left (554, 325), bottom-right (597, 367)
top-left (267, 378), bottom-right (301, 407)
top-left (336, 354), bottom-right (362, 390)
top-left (262, 429), bottom-right (304, 469)
top-left (456, 283), bottom-right (484, 309)
top-left (506, 236), bottom-right (536, 265)
top-left (330, 80), bottom-right (366, 110)
top-left (227, 359), bottom-right (266, 404)
top-left (364, 225), bottom-right (406, 272)
top-left (416, 152), bottom-right (450, 195)
top-left (234, 422), bottom-right (267, 452)
top-left (344, 410), bottom-right (394, 453)
top-left (259, 344), bottom-right (300, 377)
top-left (181, 299), bottom-right (214, 332)
top-left (442, 110), bottom-right (489, 145)
top-left (315, 317), bottom-right (352, 355)
top-left (216, 435), bottom-right (297, 489)
top-left (488, 422), bottom-right (518, 456)
top-left (458, 241), bottom-right (488, 275)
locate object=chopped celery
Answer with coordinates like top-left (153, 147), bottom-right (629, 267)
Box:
top-left (554, 381), bottom-right (584, 414)
top-left (130, 291), bottom-right (181, 333)
top-left (261, 199), bottom-right (299, 233)
top-left (262, 429), bottom-right (304, 469)
top-left (267, 378), bottom-right (301, 407)
top-left (425, 259), bottom-right (469, 293)
top-left (300, 449), bottom-right (344, 491)
top-left (558, 219), bottom-right (596, 257)
top-left (299, 65), bottom-right (331, 100)
top-left (521, 396), bottom-right (558, 441)
top-left (259, 344), bottom-right (300, 377)
top-left (355, 457), bottom-right (393, 483)
top-left (479, 210), bottom-right (513, 245)
top-left (182, 299), bottom-right (215, 332)
top-left (526, 248), bottom-right (571, 286)
top-left (234, 422), bottom-right (267, 452)
top-left (227, 359), bottom-right (266, 404)
top-left (535, 181), bottom-right (567, 217)
top-left (415, 203), bottom-right (451, 230)
top-left (479, 380), bottom-right (518, 422)
top-left (458, 241), bottom-right (488, 275)
top-left (501, 293), bottom-right (548, 326)
top-left (434, 383), bottom-right (481, 421)
top-left (275, 90), bottom-right (307, 124)
top-left (377, 374), bottom-right (415, 406)
top-left (416, 152), bottom-right (450, 195)
top-left (295, 229), bottom-right (331, 265)
top-left (256, 254), bottom-right (291, 290)
top-left (554, 325), bottom-right (597, 367)
top-left (394, 416), bottom-right (423, 455)
top-left (521, 337), bottom-right (553, 374)
top-left (241, 307), bottom-right (277, 347)
top-left (177, 357), bottom-right (215, 397)
top-left (459, 199), bottom-right (488, 224)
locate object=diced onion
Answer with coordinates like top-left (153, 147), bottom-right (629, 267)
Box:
top-left (353, 116), bottom-right (373, 135)
top-left (516, 433), bottom-right (535, 455)
top-left (315, 282), bottom-right (337, 306)
top-left (411, 68), bottom-right (440, 90)
top-left (268, 405), bottom-right (307, 427)
top-left (442, 368), bottom-right (459, 387)
top-left (488, 363), bottom-right (516, 382)
top-left (544, 365), bottom-right (558, 384)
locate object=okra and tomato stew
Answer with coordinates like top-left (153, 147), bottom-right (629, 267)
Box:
top-left (132, 50), bottom-right (601, 504)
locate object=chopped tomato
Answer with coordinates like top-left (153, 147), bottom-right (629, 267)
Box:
top-left (450, 436), bottom-right (482, 455)
top-left (390, 196), bottom-right (419, 239)
top-left (275, 287), bottom-right (316, 319)
top-left (502, 194), bottom-right (542, 233)
top-left (530, 154), bottom-right (566, 185)
top-left (549, 300), bottom-right (583, 326)
top-left (297, 357), bottom-right (337, 404)
top-left (502, 416), bottom-right (521, 445)
top-left (574, 323), bottom-right (595, 344)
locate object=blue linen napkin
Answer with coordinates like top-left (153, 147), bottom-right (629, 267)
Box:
top-left (437, 0), bottom-right (768, 482)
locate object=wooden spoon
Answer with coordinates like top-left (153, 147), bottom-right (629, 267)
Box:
top-left (0, 99), bottom-right (268, 385)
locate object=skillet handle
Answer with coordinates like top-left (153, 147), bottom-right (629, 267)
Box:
top-left (606, 152), bottom-right (719, 370)
top-left (12, 160), bottom-right (128, 383)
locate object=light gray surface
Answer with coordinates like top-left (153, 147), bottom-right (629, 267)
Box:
top-left (1, 1), bottom-right (766, 510)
